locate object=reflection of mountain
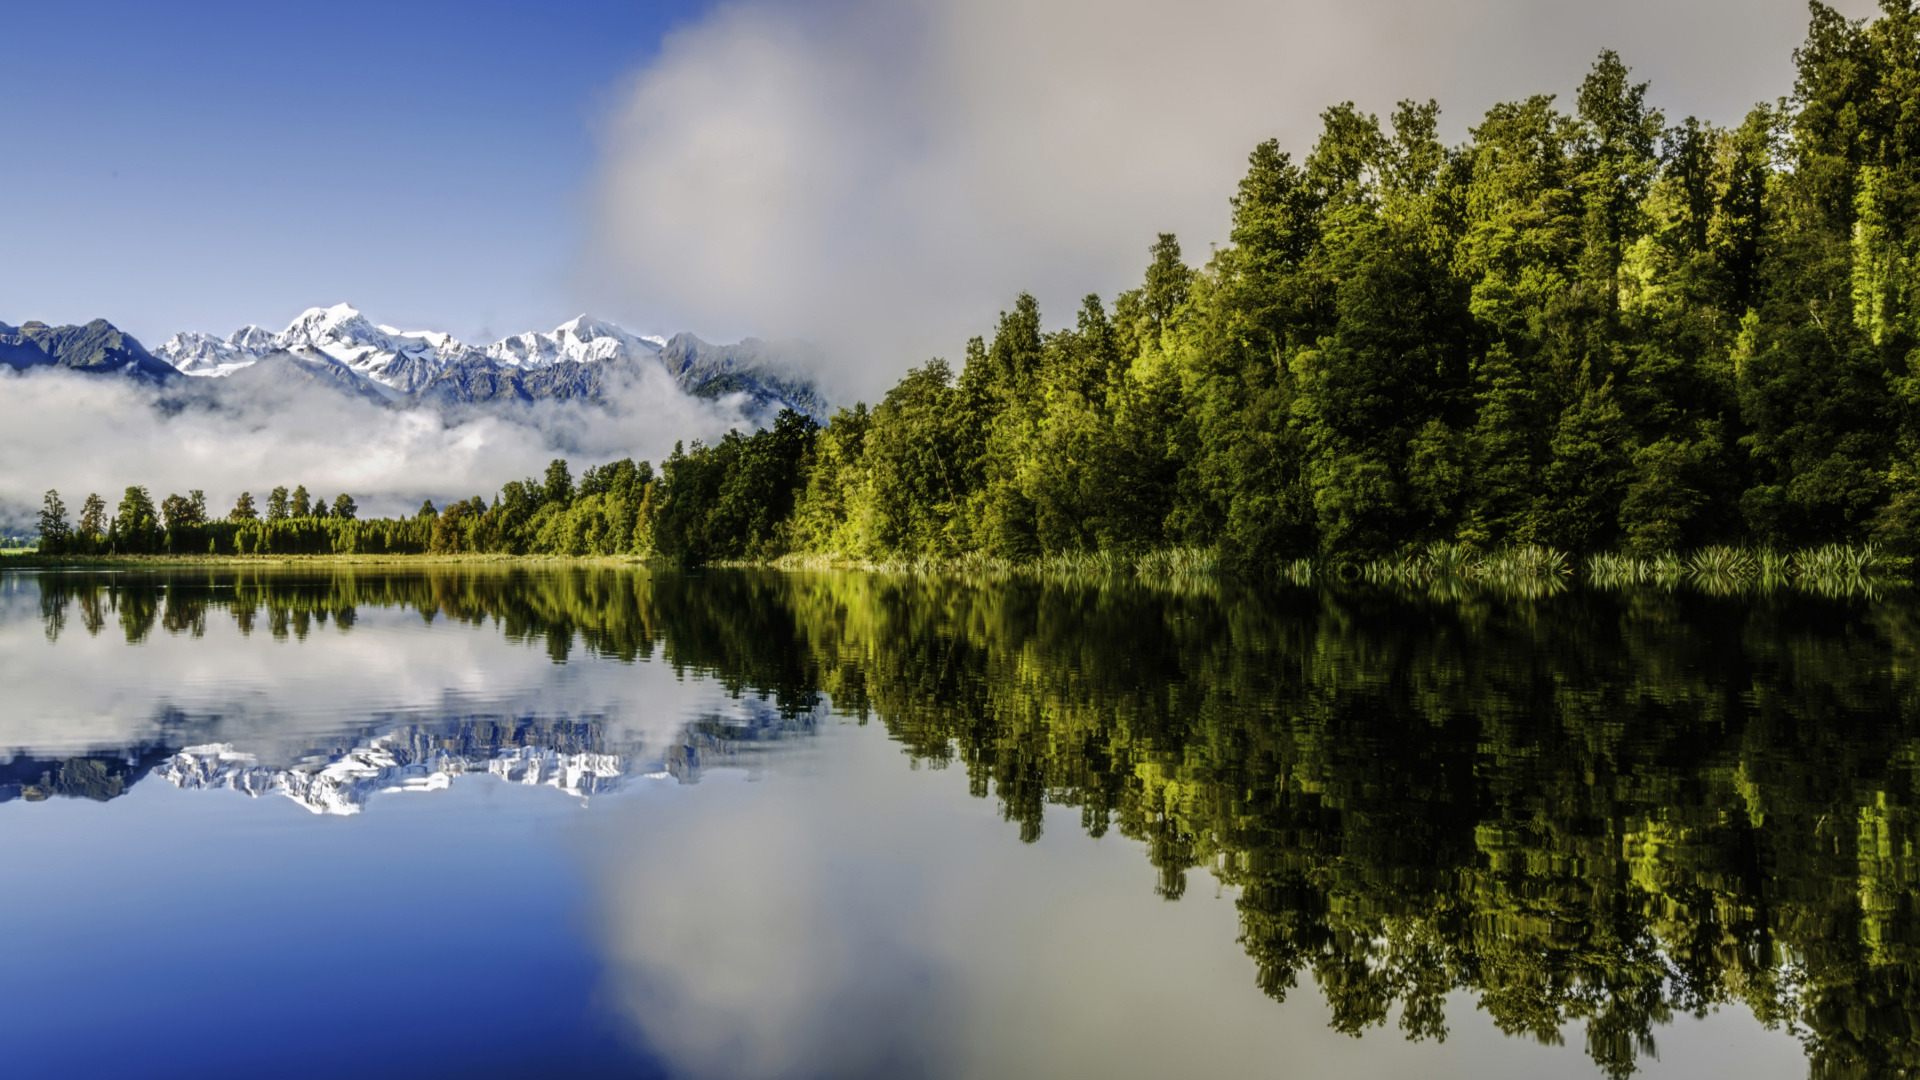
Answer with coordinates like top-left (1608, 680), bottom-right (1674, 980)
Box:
top-left (23, 564), bottom-right (1920, 1076)
top-left (4, 708), bottom-right (821, 815)
top-left (0, 747), bottom-right (174, 804)
top-left (159, 728), bottom-right (630, 816)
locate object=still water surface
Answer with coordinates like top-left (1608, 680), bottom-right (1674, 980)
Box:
top-left (1, 566), bottom-right (1912, 1078)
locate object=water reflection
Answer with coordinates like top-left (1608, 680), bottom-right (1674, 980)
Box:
top-left (7, 565), bottom-right (1920, 1076)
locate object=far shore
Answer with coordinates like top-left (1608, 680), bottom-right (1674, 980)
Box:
top-left (0, 552), bottom-right (658, 569)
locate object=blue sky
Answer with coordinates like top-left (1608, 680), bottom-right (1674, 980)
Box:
top-left (1, 0), bottom-right (1885, 365)
top-left (0, 0), bottom-right (711, 346)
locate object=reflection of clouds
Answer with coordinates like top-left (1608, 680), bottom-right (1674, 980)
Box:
top-left (586, 724), bottom-right (1809, 1080)
top-left (601, 800), bottom-right (957, 1079)
top-left (0, 575), bottom-right (719, 765)
top-left (588, 724), bottom-right (1292, 1080)
top-left (591, 740), bottom-right (962, 1080)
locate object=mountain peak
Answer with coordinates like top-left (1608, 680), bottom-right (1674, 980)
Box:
top-left (281, 303), bottom-right (370, 339)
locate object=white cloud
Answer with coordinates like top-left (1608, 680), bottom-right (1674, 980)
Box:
top-left (587, 0), bottom-right (1880, 396)
top-left (0, 362), bottom-right (747, 526)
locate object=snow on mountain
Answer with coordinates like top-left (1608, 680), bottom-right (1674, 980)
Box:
top-left (155, 305), bottom-right (665, 392)
top-left (486, 315), bottom-right (663, 368)
top-left (155, 325), bottom-right (274, 375)
top-left (147, 304), bottom-right (829, 420)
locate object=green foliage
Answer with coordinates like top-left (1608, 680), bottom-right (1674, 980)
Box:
top-left (654, 411), bottom-right (818, 564)
top-left (36, 490), bottom-right (69, 553)
top-left (638, 8), bottom-right (1920, 572)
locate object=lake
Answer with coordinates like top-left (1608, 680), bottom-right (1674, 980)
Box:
top-left (1, 564), bottom-right (1913, 1078)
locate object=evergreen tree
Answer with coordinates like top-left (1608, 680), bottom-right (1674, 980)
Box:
top-left (77, 493), bottom-right (106, 542)
top-left (229, 491), bottom-right (258, 523)
top-left (544, 459), bottom-right (573, 505)
top-left (115, 487), bottom-right (159, 554)
top-left (266, 486), bottom-right (289, 522)
top-left (37, 490), bottom-right (70, 553)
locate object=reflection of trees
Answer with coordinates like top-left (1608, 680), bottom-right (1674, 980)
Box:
top-left (29, 567), bottom-right (1920, 1076)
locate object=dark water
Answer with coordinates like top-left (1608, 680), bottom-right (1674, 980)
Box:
top-left (3, 566), bottom-right (1917, 1079)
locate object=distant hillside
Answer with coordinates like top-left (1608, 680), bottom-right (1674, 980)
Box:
top-left (0, 318), bottom-right (177, 381)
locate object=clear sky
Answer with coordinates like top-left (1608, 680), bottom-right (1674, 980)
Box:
top-left (0, 0), bottom-right (710, 346)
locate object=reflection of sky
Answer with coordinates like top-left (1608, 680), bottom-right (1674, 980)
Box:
top-left (0, 573), bottom-right (1811, 1078)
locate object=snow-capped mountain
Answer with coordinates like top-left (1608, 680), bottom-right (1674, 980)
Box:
top-left (155, 304), bottom-right (668, 394)
top-left (155, 325), bottom-right (275, 375)
top-left (16, 304), bottom-right (829, 419)
top-left (488, 315), bottom-right (667, 368)
top-left (139, 305), bottom-right (829, 418)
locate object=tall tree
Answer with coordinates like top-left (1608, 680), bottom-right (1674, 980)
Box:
top-left (37, 490), bottom-right (70, 552)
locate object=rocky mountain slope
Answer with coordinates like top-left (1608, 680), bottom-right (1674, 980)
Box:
top-left (0, 318), bottom-right (177, 381)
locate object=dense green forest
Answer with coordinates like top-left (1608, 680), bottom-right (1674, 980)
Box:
top-left (30, 3), bottom-right (1920, 574)
top-left (27, 562), bottom-right (1920, 1076)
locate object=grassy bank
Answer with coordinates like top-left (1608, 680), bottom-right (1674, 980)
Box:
top-left (0, 551), bottom-right (656, 570)
top-left (5, 543), bottom-right (1910, 599)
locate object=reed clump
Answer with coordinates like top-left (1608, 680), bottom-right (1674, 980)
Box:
top-left (765, 545), bottom-right (1221, 591)
top-left (1357, 543), bottom-right (1573, 599)
top-left (1582, 543), bottom-right (1890, 597)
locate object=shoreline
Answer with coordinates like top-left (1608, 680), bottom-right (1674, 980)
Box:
top-left (0, 552), bottom-right (658, 569)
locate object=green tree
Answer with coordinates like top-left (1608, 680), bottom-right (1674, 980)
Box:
top-left (114, 486), bottom-right (160, 554)
top-left (37, 490), bottom-right (70, 553)
top-left (160, 492), bottom-right (204, 531)
top-left (77, 493), bottom-right (106, 542)
top-left (544, 459), bottom-right (573, 506)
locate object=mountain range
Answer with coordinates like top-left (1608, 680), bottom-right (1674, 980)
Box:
top-left (1, 304), bottom-right (830, 420)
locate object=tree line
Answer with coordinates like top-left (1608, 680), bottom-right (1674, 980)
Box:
top-left (30, 4), bottom-right (1920, 572)
top-left (34, 457), bottom-right (658, 557)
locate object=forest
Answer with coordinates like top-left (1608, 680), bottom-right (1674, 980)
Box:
top-left (30, 2), bottom-right (1920, 574)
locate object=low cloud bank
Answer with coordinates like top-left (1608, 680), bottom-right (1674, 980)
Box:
top-left (0, 362), bottom-right (747, 527)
